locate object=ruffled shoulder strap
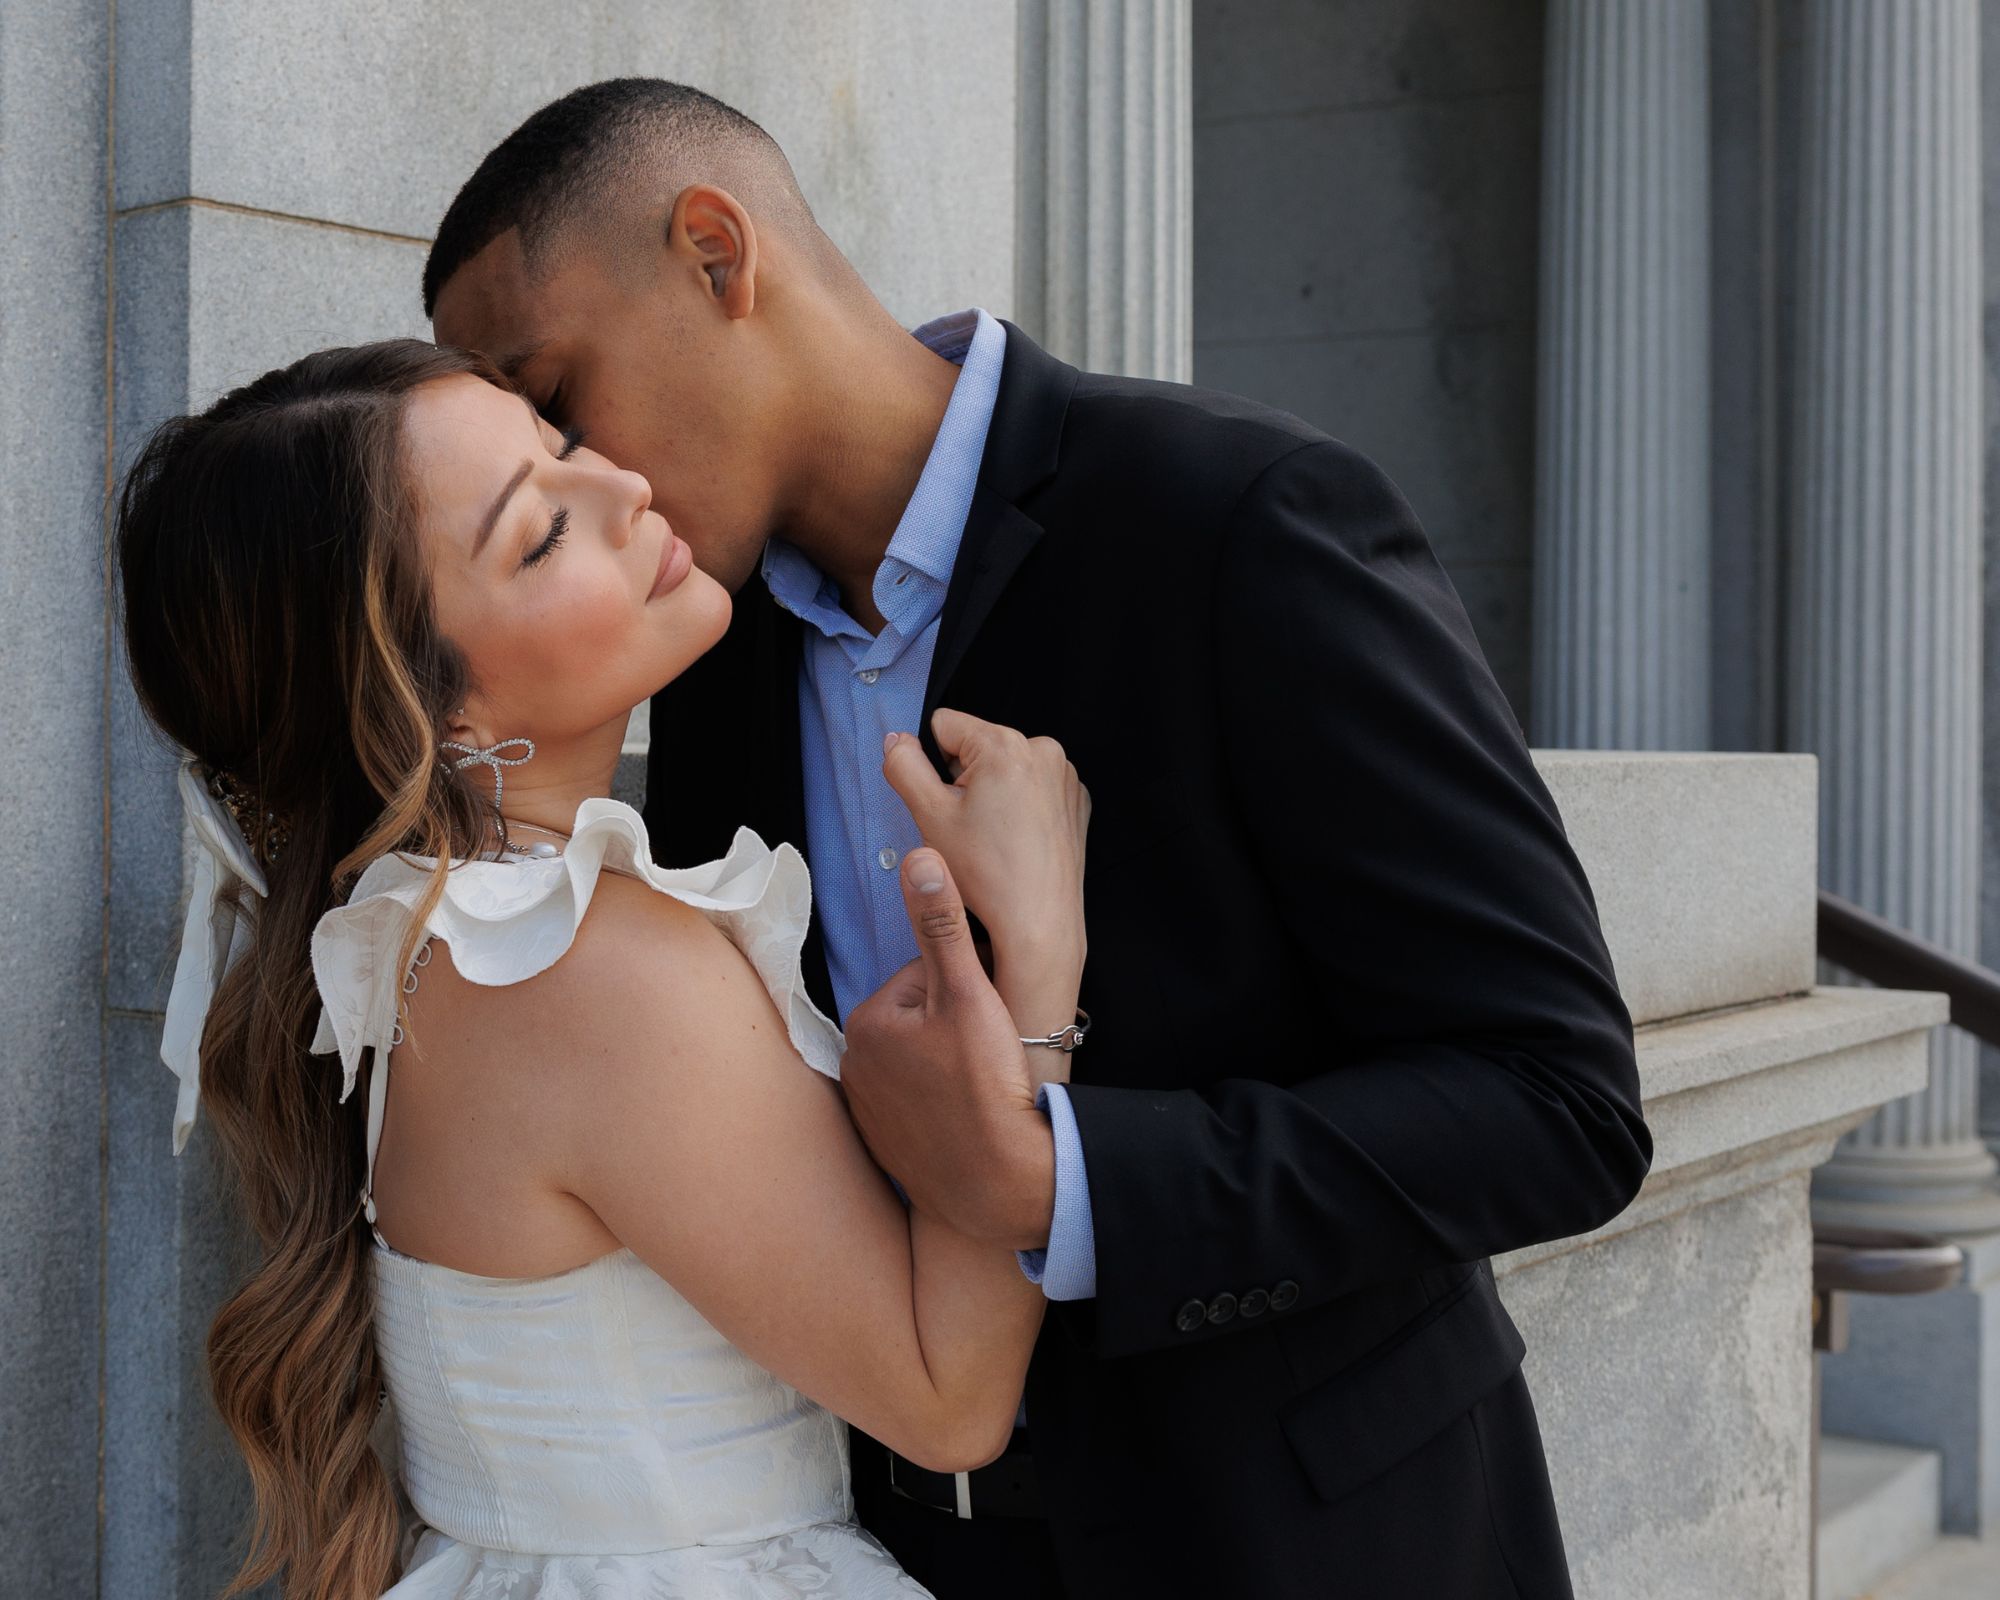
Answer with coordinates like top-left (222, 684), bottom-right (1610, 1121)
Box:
top-left (308, 797), bottom-right (842, 1226)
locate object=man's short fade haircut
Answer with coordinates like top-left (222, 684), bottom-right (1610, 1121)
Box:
top-left (422, 78), bottom-right (811, 318)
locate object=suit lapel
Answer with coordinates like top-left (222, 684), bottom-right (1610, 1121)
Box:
top-left (920, 323), bottom-right (1080, 764)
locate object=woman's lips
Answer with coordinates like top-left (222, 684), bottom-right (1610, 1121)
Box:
top-left (648, 531), bottom-right (693, 600)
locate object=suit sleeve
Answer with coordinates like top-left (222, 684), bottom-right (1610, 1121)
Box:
top-left (1061, 440), bottom-right (1651, 1361)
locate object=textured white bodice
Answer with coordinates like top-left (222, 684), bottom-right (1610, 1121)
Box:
top-left (308, 799), bottom-right (928, 1598)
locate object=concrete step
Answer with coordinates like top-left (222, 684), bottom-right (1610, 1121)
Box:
top-left (1817, 1435), bottom-right (1944, 1600)
top-left (1864, 1535), bottom-right (2000, 1598)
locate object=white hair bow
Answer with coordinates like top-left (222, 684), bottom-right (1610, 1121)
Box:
top-left (161, 759), bottom-right (268, 1154)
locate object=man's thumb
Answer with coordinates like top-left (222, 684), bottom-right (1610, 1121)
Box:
top-left (899, 848), bottom-right (979, 1002)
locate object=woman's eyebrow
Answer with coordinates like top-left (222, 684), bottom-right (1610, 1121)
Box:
top-left (471, 457), bottom-right (533, 559)
top-left (468, 395), bottom-right (555, 558)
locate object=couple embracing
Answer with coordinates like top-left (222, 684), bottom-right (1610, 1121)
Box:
top-left (131, 79), bottom-right (1649, 1600)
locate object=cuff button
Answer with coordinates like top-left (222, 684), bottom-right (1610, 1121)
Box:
top-left (1206, 1292), bottom-right (1238, 1326)
top-left (1271, 1279), bottom-right (1300, 1313)
top-left (1175, 1299), bottom-right (1207, 1333)
top-left (1239, 1288), bottom-right (1270, 1319)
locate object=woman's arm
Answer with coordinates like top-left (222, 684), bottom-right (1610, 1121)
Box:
top-left (535, 857), bottom-right (1063, 1472)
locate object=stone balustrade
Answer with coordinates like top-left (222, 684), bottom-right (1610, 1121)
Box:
top-left (1512, 751), bottom-right (1941, 1599)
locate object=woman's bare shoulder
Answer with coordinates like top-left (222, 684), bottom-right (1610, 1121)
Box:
top-left (408, 866), bottom-right (771, 1070)
top-left (539, 868), bottom-right (772, 1032)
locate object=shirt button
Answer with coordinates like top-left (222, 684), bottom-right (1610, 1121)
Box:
top-left (858, 668), bottom-right (880, 685)
top-left (878, 847), bottom-right (898, 871)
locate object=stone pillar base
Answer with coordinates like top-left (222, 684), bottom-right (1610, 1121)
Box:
top-left (1820, 1230), bottom-right (2000, 1534)
top-left (1811, 1142), bottom-right (2000, 1236)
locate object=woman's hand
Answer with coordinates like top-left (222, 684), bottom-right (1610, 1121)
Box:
top-left (882, 710), bottom-right (1089, 1041)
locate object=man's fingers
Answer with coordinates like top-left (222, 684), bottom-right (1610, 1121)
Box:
top-left (872, 955), bottom-right (929, 1014)
top-left (898, 847), bottom-right (983, 1004)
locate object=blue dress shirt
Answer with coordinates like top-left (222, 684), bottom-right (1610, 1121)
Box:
top-left (761, 307), bottom-right (1096, 1301)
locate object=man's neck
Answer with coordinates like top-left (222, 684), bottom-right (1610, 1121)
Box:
top-left (774, 309), bottom-right (963, 634)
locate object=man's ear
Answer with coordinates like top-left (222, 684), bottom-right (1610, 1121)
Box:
top-left (668, 184), bottom-right (758, 320)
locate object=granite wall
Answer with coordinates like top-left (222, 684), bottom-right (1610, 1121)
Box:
top-left (0, 5), bottom-right (114, 1596)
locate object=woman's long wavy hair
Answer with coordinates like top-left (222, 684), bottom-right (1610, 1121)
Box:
top-left (118, 339), bottom-right (516, 1599)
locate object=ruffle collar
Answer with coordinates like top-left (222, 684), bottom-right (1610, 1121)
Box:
top-left (309, 797), bottom-right (842, 1103)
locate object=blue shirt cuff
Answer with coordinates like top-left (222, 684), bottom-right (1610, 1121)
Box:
top-left (1016, 1082), bottom-right (1097, 1300)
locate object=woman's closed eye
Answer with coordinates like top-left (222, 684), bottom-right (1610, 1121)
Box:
top-left (519, 425), bottom-right (589, 571)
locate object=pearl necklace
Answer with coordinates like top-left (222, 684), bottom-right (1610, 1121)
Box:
top-left (502, 818), bottom-right (573, 860)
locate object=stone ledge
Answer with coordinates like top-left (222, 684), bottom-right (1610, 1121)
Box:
top-left (1498, 985), bottom-right (1942, 1275)
top-left (1638, 986), bottom-right (1949, 1098)
top-left (1534, 750), bottom-right (1819, 1025)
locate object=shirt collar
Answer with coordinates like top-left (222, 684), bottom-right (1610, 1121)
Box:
top-left (762, 308), bottom-right (1006, 645)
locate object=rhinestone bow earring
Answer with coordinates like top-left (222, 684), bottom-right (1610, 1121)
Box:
top-left (439, 736), bottom-right (536, 810)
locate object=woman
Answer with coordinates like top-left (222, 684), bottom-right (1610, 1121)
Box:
top-left (120, 338), bottom-right (1089, 1600)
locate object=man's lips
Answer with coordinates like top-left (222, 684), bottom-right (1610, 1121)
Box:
top-left (648, 530), bottom-right (693, 600)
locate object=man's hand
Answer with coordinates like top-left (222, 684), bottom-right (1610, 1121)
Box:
top-left (842, 847), bottom-right (1058, 1250)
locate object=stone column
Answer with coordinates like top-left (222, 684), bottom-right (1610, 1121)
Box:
top-left (1530, 0), bottom-right (1711, 750)
top-left (1791, 0), bottom-right (2000, 1235)
top-left (1016, 0), bottom-right (1192, 382)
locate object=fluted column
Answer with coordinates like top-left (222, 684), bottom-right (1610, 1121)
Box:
top-left (1531, 0), bottom-right (1711, 749)
top-left (1793, 0), bottom-right (1998, 1234)
top-left (1016, 0), bottom-right (1191, 381)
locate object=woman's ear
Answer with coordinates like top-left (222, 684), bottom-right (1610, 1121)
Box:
top-left (442, 704), bottom-right (486, 751)
top-left (667, 183), bottom-right (759, 319)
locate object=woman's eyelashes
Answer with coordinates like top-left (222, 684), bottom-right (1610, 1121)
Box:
top-left (521, 507), bottom-right (569, 570)
top-left (519, 427), bottom-right (588, 571)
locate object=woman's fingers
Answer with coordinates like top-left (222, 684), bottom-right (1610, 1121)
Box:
top-left (881, 731), bottom-right (955, 826)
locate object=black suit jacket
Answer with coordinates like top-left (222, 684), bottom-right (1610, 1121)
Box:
top-left (647, 324), bottom-right (1651, 1599)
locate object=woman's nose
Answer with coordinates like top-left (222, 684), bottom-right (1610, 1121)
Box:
top-left (594, 468), bottom-right (648, 547)
top-left (613, 467), bottom-right (652, 546)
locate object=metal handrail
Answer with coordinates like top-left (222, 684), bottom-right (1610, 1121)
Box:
top-left (1817, 889), bottom-right (2000, 1046)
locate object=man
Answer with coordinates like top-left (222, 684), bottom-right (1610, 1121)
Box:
top-left (426, 78), bottom-right (1650, 1599)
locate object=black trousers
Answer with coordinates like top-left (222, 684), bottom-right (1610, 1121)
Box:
top-left (850, 1433), bottom-right (1067, 1600)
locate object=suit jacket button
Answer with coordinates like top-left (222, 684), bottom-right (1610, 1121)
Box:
top-left (1239, 1287), bottom-right (1270, 1319)
top-left (1175, 1299), bottom-right (1207, 1333)
top-left (1206, 1292), bottom-right (1238, 1326)
top-left (1271, 1279), bottom-right (1300, 1313)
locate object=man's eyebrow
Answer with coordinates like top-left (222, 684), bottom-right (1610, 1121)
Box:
top-left (471, 456), bottom-right (534, 560)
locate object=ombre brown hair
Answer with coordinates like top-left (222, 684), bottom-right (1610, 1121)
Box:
top-left (117, 339), bottom-right (517, 1598)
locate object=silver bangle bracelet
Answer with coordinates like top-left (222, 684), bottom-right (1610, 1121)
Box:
top-left (1020, 1008), bottom-right (1091, 1053)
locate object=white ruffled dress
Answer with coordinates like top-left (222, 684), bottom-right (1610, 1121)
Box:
top-left (309, 797), bottom-right (931, 1599)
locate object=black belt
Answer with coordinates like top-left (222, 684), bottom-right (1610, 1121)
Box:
top-left (886, 1428), bottom-right (1044, 1519)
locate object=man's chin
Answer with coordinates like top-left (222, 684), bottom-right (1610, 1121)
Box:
top-left (699, 540), bottom-right (773, 598)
